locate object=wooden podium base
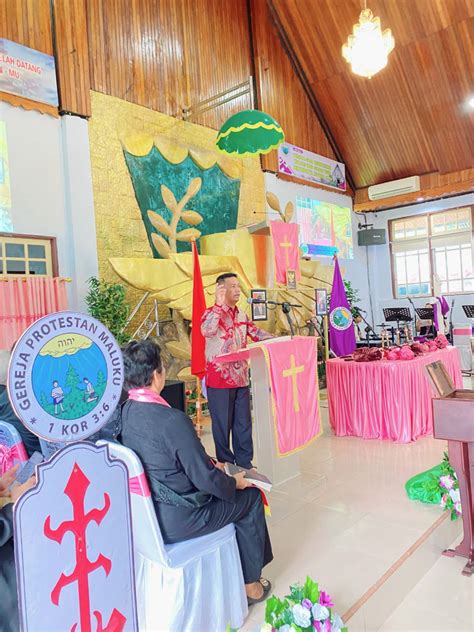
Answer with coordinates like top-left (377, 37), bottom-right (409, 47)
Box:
top-left (442, 548), bottom-right (473, 576)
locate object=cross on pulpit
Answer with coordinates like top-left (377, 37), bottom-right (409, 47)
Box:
top-left (280, 235), bottom-right (293, 268)
top-left (282, 354), bottom-right (305, 412)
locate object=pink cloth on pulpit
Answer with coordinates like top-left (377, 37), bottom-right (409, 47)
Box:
top-left (0, 277), bottom-right (68, 349)
top-left (326, 346), bottom-right (463, 443)
top-left (263, 336), bottom-right (320, 455)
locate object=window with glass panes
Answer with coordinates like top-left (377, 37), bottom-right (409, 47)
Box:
top-left (0, 234), bottom-right (56, 277)
top-left (390, 207), bottom-right (473, 297)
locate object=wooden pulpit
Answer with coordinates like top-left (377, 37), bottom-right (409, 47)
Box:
top-left (427, 361), bottom-right (474, 576)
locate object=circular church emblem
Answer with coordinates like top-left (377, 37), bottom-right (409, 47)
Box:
top-left (329, 306), bottom-right (353, 331)
top-left (8, 312), bottom-right (124, 443)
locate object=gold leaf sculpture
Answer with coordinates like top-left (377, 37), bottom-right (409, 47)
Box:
top-left (181, 210), bottom-right (203, 225)
top-left (176, 228), bottom-right (201, 241)
top-left (284, 201), bottom-right (294, 223)
top-left (161, 184), bottom-right (178, 211)
top-left (147, 177), bottom-right (204, 257)
top-left (187, 177), bottom-right (202, 197)
top-left (266, 191), bottom-right (285, 222)
top-left (266, 192), bottom-right (281, 212)
top-left (148, 210), bottom-right (172, 236)
top-left (152, 233), bottom-right (171, 258)
top-left (165, 340), bottom-right (191, 361)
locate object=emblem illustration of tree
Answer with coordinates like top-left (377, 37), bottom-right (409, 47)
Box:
top-left (147, 177), bottom-right (203, 258)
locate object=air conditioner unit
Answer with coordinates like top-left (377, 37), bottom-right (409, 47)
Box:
top-left (368, 176), bottom-right (420, 201)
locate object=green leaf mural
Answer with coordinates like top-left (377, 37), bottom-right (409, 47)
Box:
top-left (124, 146), bottom-right (241, 258)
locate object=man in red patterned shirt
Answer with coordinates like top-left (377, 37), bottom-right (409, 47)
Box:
top-left (201, 273), bottom-right (273, 468)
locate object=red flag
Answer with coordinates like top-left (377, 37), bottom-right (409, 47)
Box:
top-left (191, 241), bottom-right (207, 378)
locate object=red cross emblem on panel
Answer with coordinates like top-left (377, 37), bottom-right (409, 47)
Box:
top-left (14, 442), bottom-right (138, 631)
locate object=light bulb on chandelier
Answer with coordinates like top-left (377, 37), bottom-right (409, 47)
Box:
top-left (342, 1), bottom-right (395, 79)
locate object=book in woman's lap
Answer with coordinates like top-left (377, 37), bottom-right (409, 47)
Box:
top-left (224, 463), bottom-right (272, 492)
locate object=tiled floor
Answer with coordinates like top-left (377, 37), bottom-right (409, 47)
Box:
top-left (201, 380), bottom-right (473, 632)
top-left (378, 545), bottom-right (473, 631)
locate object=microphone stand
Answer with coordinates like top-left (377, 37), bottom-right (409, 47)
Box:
top-left (407, 297), bottom-right (417, 339)
top-left (449, 298), bottom-right (455, 341)
top-left (357, 310), bottom-right (375, 346)
top-left (248, 299), bottom-right (301, 338)
top-left (282, 302), bottom-right (295, 337)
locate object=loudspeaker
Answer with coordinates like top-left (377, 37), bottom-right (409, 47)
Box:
top-left (357, 228), bottom-right (387, 246)
top-left (162, 380), bottom-right (186, 412)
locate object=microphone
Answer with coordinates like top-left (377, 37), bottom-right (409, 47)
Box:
top-left (247, 297), bottom-right (273, 305)
top-left (246, 297), bottom-right (302, 308)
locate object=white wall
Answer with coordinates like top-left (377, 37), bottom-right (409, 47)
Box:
top-left (0, 101), bottom-right (98, 310)
top-left (357, 193), bottom-right (474, 327)
top-left (264, 172), bottom-right (371, 316)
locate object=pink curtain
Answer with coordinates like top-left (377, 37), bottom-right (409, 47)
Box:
top-left (0, 277), bottom-right (68, 349)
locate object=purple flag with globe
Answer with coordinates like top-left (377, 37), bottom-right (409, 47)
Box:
top-left (329, 259), bottom-right (356, 357)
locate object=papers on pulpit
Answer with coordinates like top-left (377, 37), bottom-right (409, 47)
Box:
top-left (224, 462), bottom-right (273, 492)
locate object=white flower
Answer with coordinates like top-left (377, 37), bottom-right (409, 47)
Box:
top-left (260, 624), bottom-right (273, 632)
top-left (449, 488), bottom-right (460, 504)
top-left (278, 626), bottom-right (292, 632)
top-left (440, 475), bottom-right (454, 490)
top-left (455, 501), bottom-right (462, 514)
top-left (331, 613), bottom-right (344, 631)
top-left (311, 603), bottom-right (330, 621)
top-left (292, 604), bottom-right (312, 628)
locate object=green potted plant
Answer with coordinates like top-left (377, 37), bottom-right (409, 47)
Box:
top-left (84, 277), bottom-right (131, 345)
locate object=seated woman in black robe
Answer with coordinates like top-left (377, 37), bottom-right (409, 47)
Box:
top-left (0, 465), bottom-right (36, 632)
top-left (120, 340), bottom-right (273, 604)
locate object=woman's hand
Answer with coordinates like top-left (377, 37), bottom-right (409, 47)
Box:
top-left (0, 464), bottom-right (20, 497)
top-left (233, 471), bottom-right (250, 490)
top-left (11, 476), bottom-right (36, 504)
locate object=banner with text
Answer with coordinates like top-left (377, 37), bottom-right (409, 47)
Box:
top-left (278, 142), bottom-right (346, 192)
top-left (0, 38), bottom-right (58, 106)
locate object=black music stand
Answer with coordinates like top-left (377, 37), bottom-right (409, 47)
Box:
top-left (383, 308), bottom-right (412, 342)
top-left (415, 308), bottom-right (434, 321)
top-left (462, 305), bottom-right (474, 319)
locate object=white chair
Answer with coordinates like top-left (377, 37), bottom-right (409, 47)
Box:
top-left (0, 420), bottom-right (28, 476)
top-left (97, 440), bottom-right (248, 632)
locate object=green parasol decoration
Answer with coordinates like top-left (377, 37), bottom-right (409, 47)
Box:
top-left (216, 110), bottom-right (285, 156)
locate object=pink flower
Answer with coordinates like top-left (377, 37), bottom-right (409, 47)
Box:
top-left (319, 592), bottom-right (334, 608)
top-left (302, 599), bottom-right (313, 610)
top-left (439, 475), bottom-right (454, 490)
top-left (435, 334), bottom-right (449, 349)
top-left (399, 346), bottom-right (415, 360)
top-left (440, 494), bottom-right (448, 508)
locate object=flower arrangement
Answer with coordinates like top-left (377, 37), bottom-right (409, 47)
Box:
top-left (185, 387), bottom-right (208, 418)
top-left (353, 347), bottom-right (382, 362)
top-left (439, 452), bottom-right (462, 520)
top-left (261, 576), bottom-right (348, 632)
top-left (435, 334), bottom-right (449, 349)
top-left (382, 336), bottom-right (449, 362)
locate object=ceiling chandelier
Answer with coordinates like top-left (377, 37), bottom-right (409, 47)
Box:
top-left (342, 2), bottom-right (395, 78)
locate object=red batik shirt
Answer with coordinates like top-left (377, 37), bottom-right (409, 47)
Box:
top-left (201, 304), bottom-right (272, 388)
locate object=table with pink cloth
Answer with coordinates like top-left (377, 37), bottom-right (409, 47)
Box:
top-left (326, 346), bottom-right (463, 443)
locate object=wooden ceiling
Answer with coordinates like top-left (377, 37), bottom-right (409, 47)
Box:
top-left (269, 0), bottom-right (474, 190)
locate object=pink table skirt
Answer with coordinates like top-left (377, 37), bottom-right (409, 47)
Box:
top-left (326, 347), bottom-right (463, 443)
